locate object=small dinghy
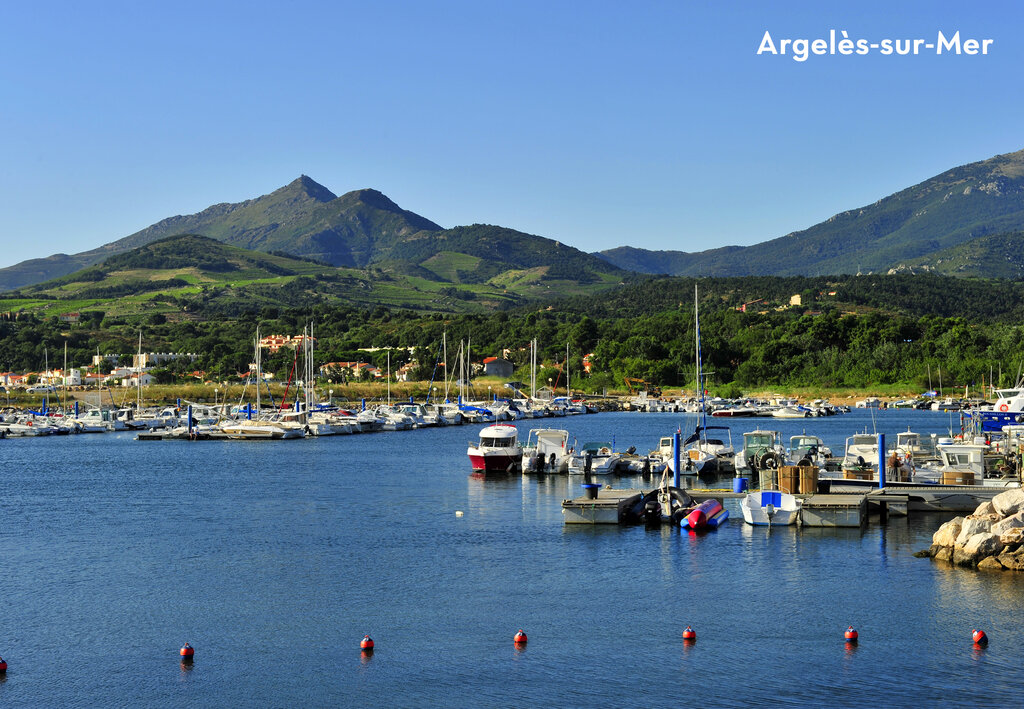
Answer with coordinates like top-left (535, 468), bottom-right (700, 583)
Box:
top-left (741, 490), bottom-right (802, 526)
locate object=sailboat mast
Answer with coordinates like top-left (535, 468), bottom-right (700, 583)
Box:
top-left (695, 285), bottom-right (706, 430)
top-left (566, 342), bottom-right (570, 397)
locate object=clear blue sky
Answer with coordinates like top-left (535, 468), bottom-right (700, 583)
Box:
top-left (1, 1), bottom-right (1021, 268)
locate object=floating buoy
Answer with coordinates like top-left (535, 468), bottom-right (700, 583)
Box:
top-left (455, 510), bottom-right (464, 517)
top-left (682, 626), bottom-right (696, 641)
top-left (844, 626), bottom-right (858, 642)
top-left (360, 635), bottom-right (374, 651)
top-left (973, 629), bottom-right (988, 645)
top-left (513, 629), bottom-right (527, 645)
top-left (0, 656), bottom-right (7, 673)
top-left (180, 643), bottom-right (194, 662)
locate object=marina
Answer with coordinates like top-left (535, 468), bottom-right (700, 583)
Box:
top-left (1, 407), bottom-right (1023, 706)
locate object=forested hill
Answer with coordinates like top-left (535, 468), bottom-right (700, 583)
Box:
top-left (557, 274), bottom-right (1024, 323)
top-left (597, 148), bottom-right (1024, 277)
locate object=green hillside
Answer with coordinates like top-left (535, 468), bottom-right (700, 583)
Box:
top-left (598, 148), bottom-right (1024, 277)
top-left (0, 234), bottom-right (622, 320)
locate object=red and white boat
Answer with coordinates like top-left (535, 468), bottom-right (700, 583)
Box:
top-left (468, 424), bottom-right (523, 474)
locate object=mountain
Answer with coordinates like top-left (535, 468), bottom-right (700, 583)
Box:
top-left (0, 176), bottom-right (624, 291)
top-left (597, 148), bottom-right (1024, 277)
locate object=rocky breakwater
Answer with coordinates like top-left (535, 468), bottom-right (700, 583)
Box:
top-left (920, 488), bottom-right (1024, 571)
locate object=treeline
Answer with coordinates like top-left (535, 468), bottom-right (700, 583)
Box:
top-left (2, 274), bottom-right (1023, 393)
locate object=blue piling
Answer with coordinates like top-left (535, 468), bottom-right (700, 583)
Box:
top-left (187, 405), bottom-right (193, 435)
top-left (673, 430), bottom-right (681, 488)
top-left (877, 433), bottom-right (886, 490)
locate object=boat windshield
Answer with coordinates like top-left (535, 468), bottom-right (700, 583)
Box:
top-left (480, 436), bottom-right (516, 447)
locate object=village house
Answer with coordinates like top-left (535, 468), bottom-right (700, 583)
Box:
top-left (482, 357), bottom-right (514, 378)
top-left (258, 334), bottom-right (315, 354)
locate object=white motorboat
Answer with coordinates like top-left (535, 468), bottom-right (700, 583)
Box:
top-left (522, 428), bottom-right (571, 473)
top-left (567, 441), bottom-right (621, 475)
top-left (741, 490), bottom-right (802, 526)
top-left (467, 424), bottom-right (523, 474)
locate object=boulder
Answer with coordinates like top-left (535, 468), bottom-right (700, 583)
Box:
top-left (992, 511), bottom-right (1024, 536)
top-left (955, 516), bottom-right (994, 546)
top-left (954, 532), bottom-right (1004, 567)
top-left (992, 488), bottom-right (1024, 518)
top-left (934, 546), bottom-right (953, 562)
top-left (978, 556), bottom-right (1005, 570)
top-left (932, 517), bottom-right (965, 547)
top-left (973, 501), bottom-right (996, 516)
top-left (997, 550), bottom-right (1024, 570)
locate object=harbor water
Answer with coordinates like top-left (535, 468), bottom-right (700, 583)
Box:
top-left (1, 408), bottom-right (1021, 707)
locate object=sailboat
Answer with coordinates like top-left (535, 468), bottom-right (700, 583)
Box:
top-left (673, 286), bottom-right (736, 476)
top-left (219, 327), bottom-right (303, 439)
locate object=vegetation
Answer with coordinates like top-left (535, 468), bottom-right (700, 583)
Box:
top-left (2, 272), bottom-right (1024, 399)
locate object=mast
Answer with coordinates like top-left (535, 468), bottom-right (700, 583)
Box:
top-left (255, 327), bottom-right (261, 417)
top-left (137, 330), bottom-right (142, 411)
top-left (566, 342), bottom-right (570, 397)
top-left (695, 285), bottom-right (706, 431)
top-left (443, 330), bottom-right (449, 400)
top-left (63, 341), bottom-right (68, 413)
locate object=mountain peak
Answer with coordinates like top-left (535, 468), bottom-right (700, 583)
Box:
top-left (280, 175), bottom-right (337, 203)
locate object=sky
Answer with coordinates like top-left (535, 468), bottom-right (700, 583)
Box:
top-left (1, 1), bottom-right (1022, 268)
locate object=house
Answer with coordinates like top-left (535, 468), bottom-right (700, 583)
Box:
top-left (258, 334), bottom-right (315, 354)
top-left (482, 357), bottom-right (514, 378)
top-left (394, 362), bottom-right (419, 382)
top-left (121, 373), bottom-right (156, 387)
top-left (58, 312), bottom-right (81, 324)
top-left (789, 294), bottom-right (802, 307)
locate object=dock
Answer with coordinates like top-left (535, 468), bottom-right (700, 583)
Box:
top-left (561, 486), bottom-right (916, 527)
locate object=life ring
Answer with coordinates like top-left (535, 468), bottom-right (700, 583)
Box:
top-left (1000, 404), bottom-right (1009, 412)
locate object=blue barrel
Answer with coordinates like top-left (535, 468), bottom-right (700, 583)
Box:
top-left (582, 483), bottom-right (600, 500)
top-left (732, 477), bottom-right (749, 493)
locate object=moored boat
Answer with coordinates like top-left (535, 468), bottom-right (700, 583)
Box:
top-left (468, 424), bottom-right (522, 473)
top-left (741, 490), bottom-right (802, 526)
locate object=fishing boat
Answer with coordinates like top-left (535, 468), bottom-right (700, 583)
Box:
top-left (467, 424), bottom-right (523, 474)
top-left (522, 428), bottom-right (571, 473)
top-left (741, 490), bottom-right (802, 526)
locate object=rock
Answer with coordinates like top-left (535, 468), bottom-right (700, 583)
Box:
top-left (914, 548), bottom-right (935, 558)
top-left (997, 552), bottom-right (1024, 570)
top-left (992, 488), bottom-right (1024, 518)
top-left (955, 516), bottom-right (994, 546)
top-left (992, 511), bottom-right (1024, 536)
top-left (955, 532), bottom-right (1004, 567)
top-left (974, 501), bottom-right (996, 516)
top-left (934, 546), bottom-right (953, 562)
top-left (978, 556), bottom-right (1005, 570)
top-left (932, 516), bottom-right (964, 547)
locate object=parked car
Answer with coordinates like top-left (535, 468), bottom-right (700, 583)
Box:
top-left (26, 384), bottom-right (57, 393)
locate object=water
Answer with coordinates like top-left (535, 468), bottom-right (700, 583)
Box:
top-left (0, 409), bottom-right (1019, 707)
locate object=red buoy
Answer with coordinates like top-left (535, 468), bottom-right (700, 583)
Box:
top-left (360, 635), bottom-right (374, 651)
top-left (844, 626), bottom-right (858, 642)
top-left (0, 656), bottom-right (7, 673)
top-left (973, 629), bottom-right (988, 645)
top-left (682, 626), bottom-right (696, 641)
top-left (513, 629), bottom-right (528, 645)
top-left (180, 643), bottom-right (194, 662)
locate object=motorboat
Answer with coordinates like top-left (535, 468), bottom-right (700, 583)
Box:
top-left (467, 424), bottom-right (523, 474)
top-left (741, 490), bottom-right (802, 526)
top-left (787, 434), bottom-right (836, 470)
top-left (522, 428), bottom-right (571, 473)
top-left (840, 433), bottom-right (879, 479)
top-left (567, 441), bottom-right (621, 475)
top-left (740, 430), bottom-right (786, 471)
